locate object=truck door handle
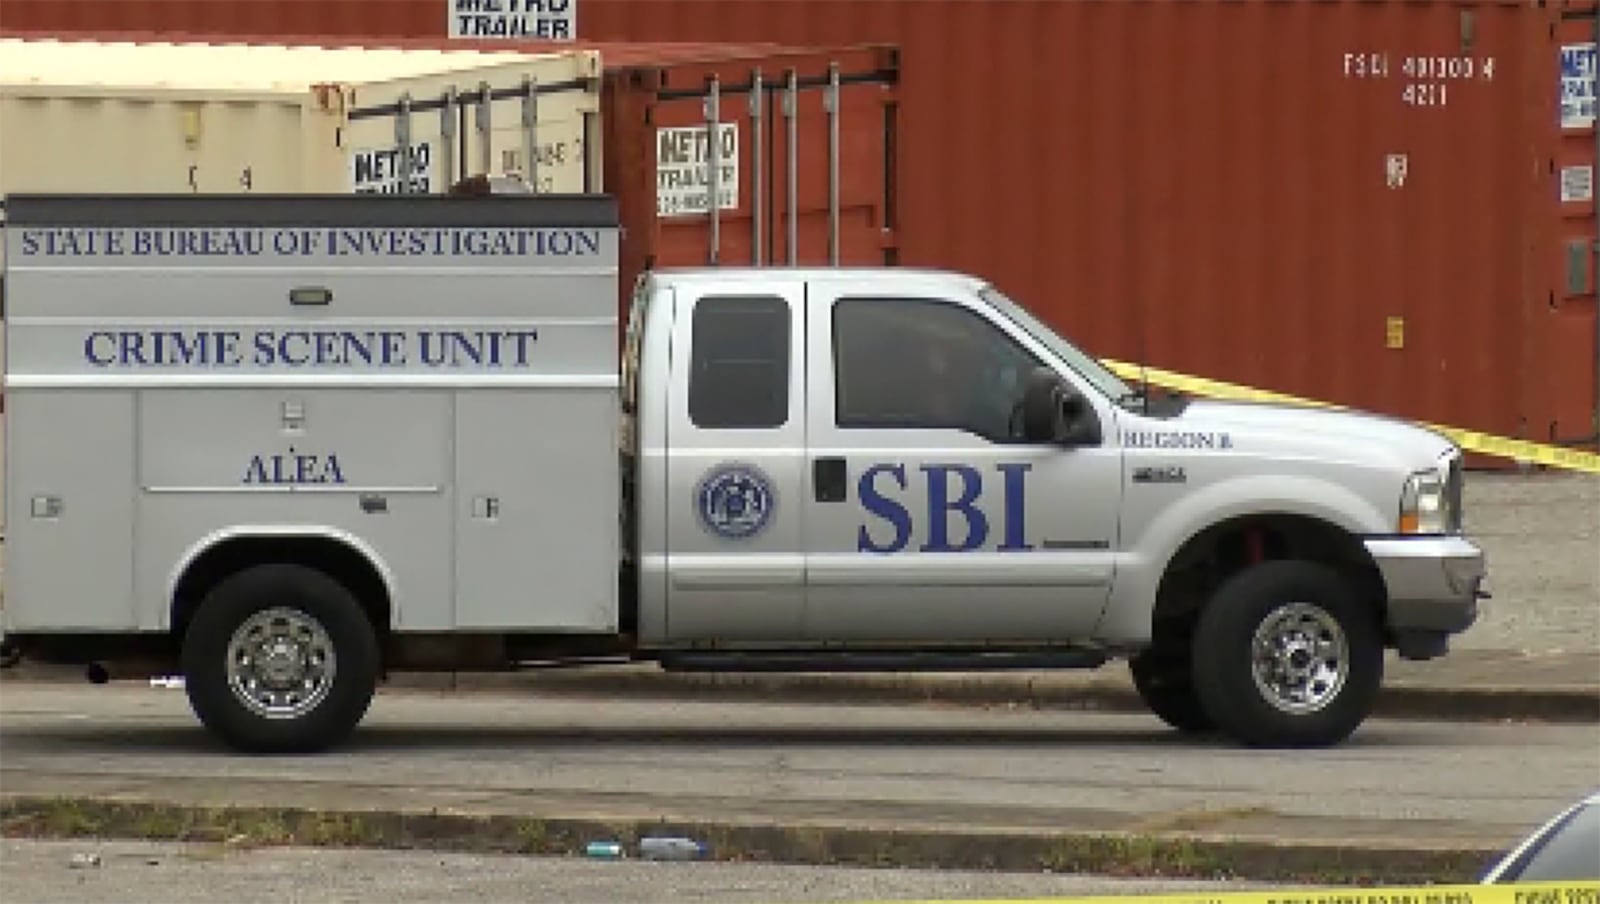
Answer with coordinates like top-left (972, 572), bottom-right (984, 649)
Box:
top-left (813, 457), bottom-right (847, 503)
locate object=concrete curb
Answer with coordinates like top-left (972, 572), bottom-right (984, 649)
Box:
top-left (380, 669), bottom-right (1600, 725)
top-left (0, 796), bottom-right (1502, 885)
top-left (5, 661), bottom-right (1597, 723)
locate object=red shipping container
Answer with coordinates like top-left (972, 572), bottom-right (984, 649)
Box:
top-left (590, 41), bottom-right (900, 302)
top-left (5, 0), bottom-right (1595, 457)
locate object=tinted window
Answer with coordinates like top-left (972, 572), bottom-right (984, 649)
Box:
top-left (689, 296), bottom-right (791, 429)
top-left (1505, 802), bottom-right (1600, 882)
top-left (833, 298), bottom-right (1043, 442)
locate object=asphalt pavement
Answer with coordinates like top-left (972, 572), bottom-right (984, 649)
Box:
top-left (2, 684), bottom-right (1594, 864)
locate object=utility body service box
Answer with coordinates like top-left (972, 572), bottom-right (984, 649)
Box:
top-left (2, 194), bottom-right (622, 634)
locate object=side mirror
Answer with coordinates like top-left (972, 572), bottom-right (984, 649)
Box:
top-left (1021, 367), bottom-right (1102, 447)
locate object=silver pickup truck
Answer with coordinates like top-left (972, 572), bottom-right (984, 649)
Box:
top-left (0, 193), bottom-right (1487, 754)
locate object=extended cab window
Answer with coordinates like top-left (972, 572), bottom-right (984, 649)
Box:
top-left (833, 297), bottom-right (1042, 442)
top-left (689, 296), bottom-right (791, 429)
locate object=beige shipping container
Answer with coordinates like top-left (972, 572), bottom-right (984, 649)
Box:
top-left (0, 38), bottom-right (602, 199)
top-left (335, 53), bottom-right (605, 196)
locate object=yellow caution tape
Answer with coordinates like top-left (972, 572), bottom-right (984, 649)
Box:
top-left (875, 879), bottom-right (1599, 904)
top-left (1100, 358), bottom-right (1600, 475)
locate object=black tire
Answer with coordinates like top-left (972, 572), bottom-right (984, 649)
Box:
top-left (181, 563), bottom-right (379, 754)
top-left (1191, 560), bottom-right (1383, 749)
top-left (1129, 649), bottom-right (1214, 734)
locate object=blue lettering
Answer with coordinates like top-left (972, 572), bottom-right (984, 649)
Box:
top-left (380, 331), bottom-right (407, 365)
top-left (243, 448), bottom-right (346, 485)
top-left (996, 462), bottom-right (1033, 552)
top-left (920, 464), bottom-right (988, 553)
top-left (419, 332), bottom-right (447, 367)
top-left (78, 328), bottom-right (537, 369)
top-left (854, 462), bottom-right (1036, 554)
top-left (508, 329), bottom-right (537, 365)
top-left (80, 330), bottom-right (242, 367)
top-left (84, 332), bottom-right (115, 366)
top-left (278, 331), bottom-right (311, 366)
top-left (28, 227), bottom-right (597, 259)
top-left (118, 332), bottom-right (149, 366)
top-left (169, 332), bottom-right (203, 365)
top-left (315, 332), bottom-right (340, 364)
top-left (253, 331), bottom-right (276, 366)
top-left (857, 464), bottom-right (913, 554)
top-left (450, 331), bottom-right (484, 366)
top-left (244, 455), bottom-right (270, 485)
top-left (341, 332), bottom-right (374, 366)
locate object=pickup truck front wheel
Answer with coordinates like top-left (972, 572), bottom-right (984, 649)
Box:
top-left (181, 564), bottom-right (379, 754)
top-left (1192, 561), bottom-right (1382, 748)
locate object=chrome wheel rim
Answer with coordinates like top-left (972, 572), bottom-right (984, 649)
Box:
top-left (226, 607), bottom-right (337, 720)
top-left (1250, 602), bottom-right (1348, 715)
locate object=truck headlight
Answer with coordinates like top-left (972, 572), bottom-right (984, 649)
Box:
top-left (1399, 468), bottom-right (1448, 534)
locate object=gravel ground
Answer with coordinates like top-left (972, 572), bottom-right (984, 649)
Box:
top-left (1461, 473), bottom-right (1600, 654)
top-left (1, 839), bottom-right (1261, 904)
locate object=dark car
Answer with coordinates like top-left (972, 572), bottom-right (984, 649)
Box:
top-left (1482, 791), bottom-right (1600, 884)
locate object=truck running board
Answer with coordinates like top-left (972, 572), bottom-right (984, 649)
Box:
top-left (656, 649), bottom-right (1110, 673)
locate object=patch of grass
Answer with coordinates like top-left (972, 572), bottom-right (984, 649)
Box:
top-left (514, 818), bottom-right (549, 854)
top-left (1037, 832), bottom-right (1226, 877)
top-left (0, 796), bottom-right (1497, 885)
top-left (1129, 805), bottom-right (1277, 834)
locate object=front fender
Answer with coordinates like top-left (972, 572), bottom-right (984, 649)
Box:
top-left (1094, 472), bottom-right (1392, 645)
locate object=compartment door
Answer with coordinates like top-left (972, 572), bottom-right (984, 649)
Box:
top-left (3, 391), bottom-right (136, 630)
top-left (454, 390), bottom-right (619, 631)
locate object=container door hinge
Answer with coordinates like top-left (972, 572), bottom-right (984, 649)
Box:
top-left (1566, 240), bottom-right (1592, 295)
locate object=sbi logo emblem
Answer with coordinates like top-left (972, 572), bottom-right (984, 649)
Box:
top-left (696, 463), bottom-right (776, 540)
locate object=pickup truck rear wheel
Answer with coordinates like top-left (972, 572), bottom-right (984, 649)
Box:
top-left (1191, 560), bottom-right (1382, 748)
top-left (1129, 650), bottom-right (1213, 733)
top-left (181, 564), bottom-right (379, 754)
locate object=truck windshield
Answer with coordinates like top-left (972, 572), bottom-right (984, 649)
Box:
top-left (978, 286), bottom-right (1136, 405)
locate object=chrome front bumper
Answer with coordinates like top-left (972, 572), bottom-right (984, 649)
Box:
top-left (1364, 534), bottom-right (1487, 636)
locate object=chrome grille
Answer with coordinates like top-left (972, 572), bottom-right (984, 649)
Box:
top-left (1444, 456), bottom-right (1464, 532)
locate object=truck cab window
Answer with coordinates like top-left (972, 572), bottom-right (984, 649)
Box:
top-left (833, 297), bottom-right (1043, 442)
top-left (689, 296), bottom-right (791, 429)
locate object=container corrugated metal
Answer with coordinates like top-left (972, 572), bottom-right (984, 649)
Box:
top-left (335, 51), bottom-right (603, 195)
top-left (4, 1), bottom-right (1593, 456)
top-left (336, 39), bottom-right (898, 324)
top-left (597, 41), bottom-right (898, 291)
top-left (0, 37), bottom-right (598, 197)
